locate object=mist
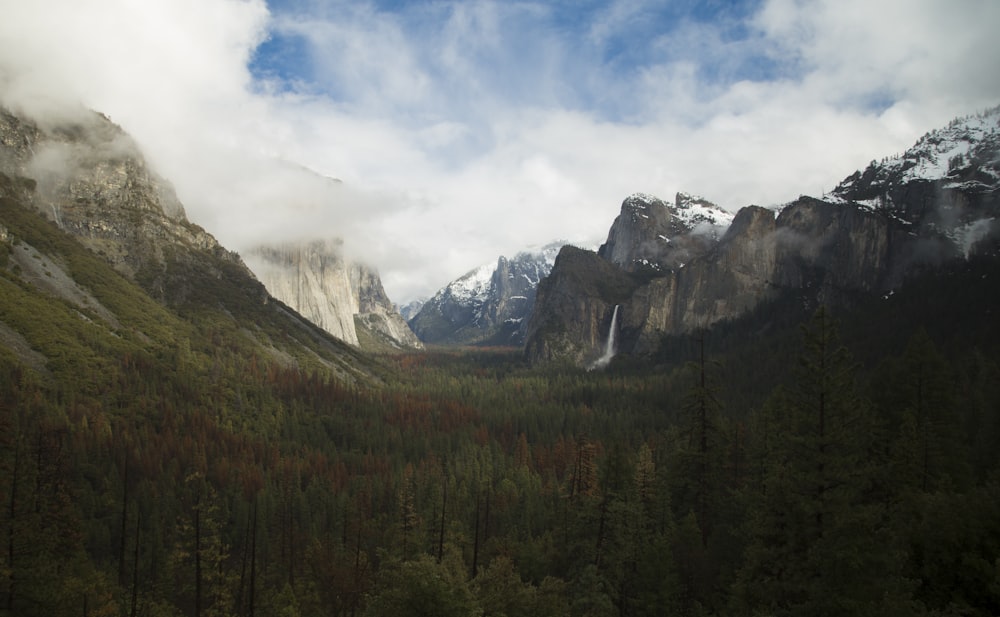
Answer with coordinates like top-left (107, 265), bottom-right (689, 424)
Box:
top-left (2, 0), bottom-right (999, 302)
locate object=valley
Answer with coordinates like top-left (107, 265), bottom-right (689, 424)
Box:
top-left (1, 102), bottom-right (999, 616)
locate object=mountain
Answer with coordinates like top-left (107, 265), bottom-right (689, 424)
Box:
top-left (0, 105), bottom-right (378, 381)
top-left (245, 240), bottom-right (422, 352)
top-left (398, 298), bottom-right (426, 322)
top-left (829, 108), bottom-right (1000, 254)
top-left (598, 192), bottom-right (733, 271)
top-left (526, 106), bottom-right (1000, 366)
top-left (408, 242), bottom-right (562, 346)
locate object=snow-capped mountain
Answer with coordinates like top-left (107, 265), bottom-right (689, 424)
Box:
top-left (408, 242), bottom-right (562, 346)
top-left (671, 191), bottom-right (736, 230)
top-left (398, 299), bottom-right (426, 322)
top-left (598, 192), bottom-right (734, 272)
top-left (835, 106), bottom-right (1000, 200)
top-left (527, 106), bottom-right (1000, 366)
top-left (831, 105), bottom-right (1000, 254)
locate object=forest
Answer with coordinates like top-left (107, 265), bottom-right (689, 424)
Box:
top-left (2, 202), bottom-right (1000, 616)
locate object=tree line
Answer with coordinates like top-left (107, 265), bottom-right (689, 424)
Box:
top-left (1, 305), bottom-right (999, 616)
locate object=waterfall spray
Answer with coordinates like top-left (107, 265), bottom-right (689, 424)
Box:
top-left (590, 304), bottom-right (620, 370)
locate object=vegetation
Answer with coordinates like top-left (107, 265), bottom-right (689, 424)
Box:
top-left (1, 197), bottom-right (1000, 616)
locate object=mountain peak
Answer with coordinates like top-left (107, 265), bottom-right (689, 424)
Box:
top-left (599, 191), bottom-right (731, 271)
top-left (674, 191), bottom-right (735, 230)
top-left (1, 103), bottom-right (379, 379)
top-left (832, 105), bottom-right (1000, 208)
top-left (826, 105), bottom-right (1000, 258)
top-left (528, 106), bottom-right (1000, 366)
top-left (408, 243), bottom-right (564, 346)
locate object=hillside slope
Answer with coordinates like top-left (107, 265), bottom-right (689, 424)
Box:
top-left (0, 106), bottom-right (380, 382)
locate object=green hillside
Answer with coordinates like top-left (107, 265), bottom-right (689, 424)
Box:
top-left (3, 167), bottom-right (1000, 616)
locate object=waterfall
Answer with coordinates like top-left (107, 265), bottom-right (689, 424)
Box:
top-left (589, 304), bottom-right (620, 370)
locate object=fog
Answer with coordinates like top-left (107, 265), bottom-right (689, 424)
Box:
top-left (2, 0), bottom-right (999, 302)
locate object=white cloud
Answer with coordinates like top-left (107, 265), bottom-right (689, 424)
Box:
top-left (1, 0), bottom-right (998, 303)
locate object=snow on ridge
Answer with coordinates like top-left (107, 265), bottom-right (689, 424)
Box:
top-left (625, 192), bottom-right (665, 207)
top-left (675, 193), bottom-right (734, 227)
top-left (515, 241), bottom-right (565, 267)
top-left (447, 261), bottom-right (496, 303)
top-left (437, 242), bottom-right (565, 307)
top-left (829, 106), bottom-right (1000, 212)
top-left (886, 107), bottom-right (999, 183)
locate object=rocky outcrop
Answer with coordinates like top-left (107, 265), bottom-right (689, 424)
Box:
top-left (410, 243), bottom-right (560, 346)
top-left (523, 245), bottom-right (641, 365)
top-left (0, 106), bottom-right (257, 311)
top-left (246, 240), bottom-right (422, 350)
top-left (598, 192), bottom-right (732, 272)
top-left (1, 105), bottom-right (379, 381)
top-left (527, 107), bottom-right (1000, 366)
top-left (0, 107), bottom-right (418, 353)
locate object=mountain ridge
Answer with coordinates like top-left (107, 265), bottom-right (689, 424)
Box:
top-left (525, 105), bottom-right (1000, 366)
top-left (408, 242), bottom-right (562, 346)
top-left (0, 104), bottom-right (381, 381)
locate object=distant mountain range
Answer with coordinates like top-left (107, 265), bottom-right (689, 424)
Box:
top-left (409, 107), bottom-right (1000, 357)
top-left (525, 105), bottom-right (1000, 366)
top-left (5, 100), bottom-right (997, 369)
top-left (408, 243), bottom-right (562, 346)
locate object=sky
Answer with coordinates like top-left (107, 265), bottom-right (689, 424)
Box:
top-left (1, 0), bottom-right (999, 303)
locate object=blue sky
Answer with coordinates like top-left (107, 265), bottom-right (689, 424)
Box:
top-left (250, 0), bottom-right (781, 126)
top-left (2, 0), bottom-right (999, 301)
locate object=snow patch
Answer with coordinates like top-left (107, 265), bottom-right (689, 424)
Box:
top-left (447, 261), bottom-right (496, 303)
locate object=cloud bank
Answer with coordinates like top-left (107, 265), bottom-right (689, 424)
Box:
top-left (1, 0), bottom-right (998, 301)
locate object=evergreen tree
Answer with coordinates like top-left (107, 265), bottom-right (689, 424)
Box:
top-left (675, 333), bottom-right (726, 547)
top-left (872, 329), bottom-right (969, 492)
top-left (735, 308), bottom-right (915, 616)
top-left (363, 552), bottom-right (477, 617)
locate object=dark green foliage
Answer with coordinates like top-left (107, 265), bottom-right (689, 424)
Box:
top-left (735, 310), bottom-right (913, 616)
top-left (364, 553), bottom-right (477, 617)
top-left (2, 188), bottom-right (999, 616)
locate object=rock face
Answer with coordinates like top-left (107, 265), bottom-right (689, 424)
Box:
top-left (524, 245), bottom-right (640, 365)
top-left (0, 104), bottom-right (379, 381)
top-left (409, 243), bottom-right (561, 346)
top-left (526, 106), bottom-right (1000, 365)
top-left (246, 240), bottom-right (422, 350)
top-left (599, 192), bottom-right (733, 272)
top-left (0, 106), bottom-right (420, 353)
top-left (0, 107), bottom-right (255, 301)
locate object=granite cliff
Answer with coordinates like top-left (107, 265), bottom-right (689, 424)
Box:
top-left (0, 105), bottom-right (376, 379)
top-left (526, 107), bottom-right (1000, 366)
top-left (246, 240), bottom-right (422, 351)
top-left (409, 243), bottom-right (560, 346)
top-left (0, 108), bottom-right (224, 287)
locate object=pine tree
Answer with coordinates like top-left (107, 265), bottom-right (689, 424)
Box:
top-left (875, 329), bottom-right (970, 492)
top-left (735, 308), bottom-right (915, 616)
top-left (676, 333), bottom-right (724, 546)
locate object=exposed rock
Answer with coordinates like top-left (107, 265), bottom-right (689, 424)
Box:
top-left (410, 243), bottom-right (560, 346)
top-left (598, 192), bottom-right (732, 272)
top-left (523, 245), bottom-right (640, 365)
top-left (0, 104), bottom-right (379, 382)
top-left (0, 107), bottom-right (246, 293)
top-left (246, 240), bottom-right (422, 351)
top-left (527, 107), bottom-right (1000, 366)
